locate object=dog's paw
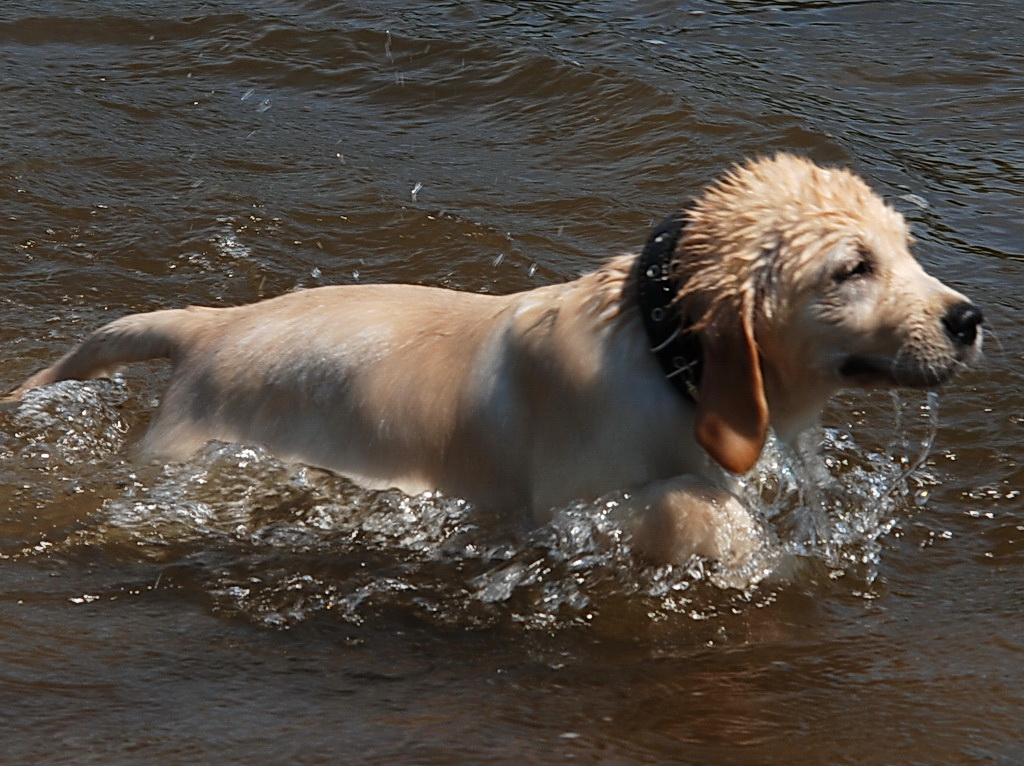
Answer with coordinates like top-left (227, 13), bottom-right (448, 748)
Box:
top-left (628, 476), bottom-right (766, 584)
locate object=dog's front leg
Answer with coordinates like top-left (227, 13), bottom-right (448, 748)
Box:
top-left (627, 476), bottom-right (762, 569)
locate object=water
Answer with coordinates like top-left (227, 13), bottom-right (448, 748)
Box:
top-left (2, 1), bottom-right (1023, 762)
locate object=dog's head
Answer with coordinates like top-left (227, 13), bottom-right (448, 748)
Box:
top-left (674, 154), bottom-right (983, 474)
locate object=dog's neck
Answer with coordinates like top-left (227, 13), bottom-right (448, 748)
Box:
top-left (632, 212), bottom-right (702, 402)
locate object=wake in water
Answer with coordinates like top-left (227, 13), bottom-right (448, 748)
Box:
top-left (2, 379), bottom-right (939, 631)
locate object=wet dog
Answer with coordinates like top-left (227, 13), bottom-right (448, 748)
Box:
top-left (7, 155), bottom-right (982, 567)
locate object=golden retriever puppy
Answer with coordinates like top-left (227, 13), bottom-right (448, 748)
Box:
top-left (6, 155), bottom-right (982, 568)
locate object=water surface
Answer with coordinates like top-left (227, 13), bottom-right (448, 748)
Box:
top-left (1, 1), bottom-right (1022, 762)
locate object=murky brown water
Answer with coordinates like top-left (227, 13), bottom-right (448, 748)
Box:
top-left (1, 1), bottom-right (1022, 762)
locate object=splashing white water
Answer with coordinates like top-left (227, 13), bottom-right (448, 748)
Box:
top-left (4, 383), bottom-right (940, 629)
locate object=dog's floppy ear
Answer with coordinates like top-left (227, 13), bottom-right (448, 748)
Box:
top-left (694, 301), bottom-right (769, 475)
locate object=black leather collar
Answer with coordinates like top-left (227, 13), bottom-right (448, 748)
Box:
top-left (632, 211), bottom-right (702, 402)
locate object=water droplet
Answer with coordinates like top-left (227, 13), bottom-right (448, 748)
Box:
top-left (899, 193), bottom-right (929, 209)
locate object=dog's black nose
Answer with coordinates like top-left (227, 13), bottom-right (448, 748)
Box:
top-left (942, 301), bottom-right (983, 346)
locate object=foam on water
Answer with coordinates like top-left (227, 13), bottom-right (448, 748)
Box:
top-left (4, 379), bottom-right (131, 469)
top-left (2, 382), bottom-right (939, 631)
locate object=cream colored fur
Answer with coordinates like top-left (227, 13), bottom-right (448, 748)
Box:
top-left (7, 155), bottom-right (982, 569)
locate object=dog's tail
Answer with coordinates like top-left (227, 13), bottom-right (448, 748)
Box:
top-left (5, 307), bottom-right (215, 401)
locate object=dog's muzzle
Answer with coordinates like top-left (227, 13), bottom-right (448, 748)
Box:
top-left (839, 299), bottom-right (983, 388)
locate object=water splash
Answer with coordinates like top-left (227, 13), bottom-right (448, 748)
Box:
top-left (5, 382), bottom-right (940, 631)
top-left (4, 379), bottom-right (131, 471)
top-left (743, 391), bottom-right (940, 579)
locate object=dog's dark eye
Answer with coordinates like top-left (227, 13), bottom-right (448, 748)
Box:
top-left (833, 249), bottom-right (873, 283)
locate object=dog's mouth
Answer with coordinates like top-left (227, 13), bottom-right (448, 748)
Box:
top-left (839, 355), bottom-right (891, 383)
top-left (838, 354), bottom-right (959, 388)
